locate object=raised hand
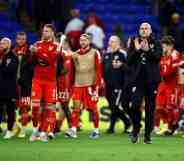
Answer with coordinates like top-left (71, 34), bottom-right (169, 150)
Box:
top-left (134, 38), bottom-right (141, 51)
top-left (141, 39), bottom-right (149, 52)
top-left (29, 45), bottom-right (37, 53)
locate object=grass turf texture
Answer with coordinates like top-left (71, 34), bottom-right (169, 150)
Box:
top-left (0, 131), bottom-right (184, 161)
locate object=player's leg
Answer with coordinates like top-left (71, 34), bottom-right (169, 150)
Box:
top-left (178, 85), bottom-right (184, 110)
top-left (3, 99), bottom-right (16, 139)
top-left (65, 87), bottom-right (82, 138)
top-left (105, 88), bottom-right (117, 133)
top-left (39, 82), bottom-right (57, 141)
top-left (85, 87), bottom-right (100, 139)
top-left (164, 88), bottom-right (178, 135)
top-left (154, 82), bottom-right (167, 134)
top-left (54, 102), bottom-right (65, 133)
top-left (62, 102), bottom-right (71, 128)
top-left (18, 86), bottom-right (31, 138)
top-left (56, 102), bottom-right (71, 131)
top-left (29, 79), bottom-right (42, 142)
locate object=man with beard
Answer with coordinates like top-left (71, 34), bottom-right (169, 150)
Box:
top-left (0, 37), bottom-right (18, 139)
top-left (29, 24), bottom-right (60, 142)
top-left (65, 34), bottom-right (102, 139)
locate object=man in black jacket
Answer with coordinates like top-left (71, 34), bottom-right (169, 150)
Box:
top-left (127, 23), bottom-right (162, 144)
top-left (13, 32), bottom-right (34, 138)
top-left (0, 37), bottom-right (18, 139)
top-left (103, 35), bottom-right (131, 134)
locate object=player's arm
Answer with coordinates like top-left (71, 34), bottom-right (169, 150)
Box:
top-left (94, 50), bottom-right (103, 90)
top-left (26, 43), bottom-right (38, 64)
top-left (127, 37), bottom-right (142, 65)
top-left (172, 53), bottom-right (184, 67)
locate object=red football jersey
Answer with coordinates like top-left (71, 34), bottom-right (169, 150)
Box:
top-left (160, 50), bottom-right (180, 77)
top-left (33, 40), bottom-right (58, 81)
top-left (12, 44), bottom-right (29, 56)
top-left (59, 50), bottom-right (74, 91)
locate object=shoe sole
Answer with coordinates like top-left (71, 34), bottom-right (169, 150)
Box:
top-left (3, 137), bottom-right (13, 139)
top-left (40, 140), bottom-right (48, 143)
top-left (89, 136), bottom-right (99, 139)
top-left (65, 133), bottom-right (77, 138)
top-left (144, 142), bottom-right (152, 144)
top-left (18, 135), bottom-right (26, 138)
top-left (29, 136), bottom-right (40, 142)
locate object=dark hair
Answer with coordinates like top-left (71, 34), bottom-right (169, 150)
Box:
top-left (161, 35), bottom-right (175, 46)
top-left (63, 37), bottom-right (72, 48)
top-left (80, 33), bottom-right (92, 41)
top-left (43, 24), bottom-right (56, 33)
top-left (16, 32), bottom-right (27, 37)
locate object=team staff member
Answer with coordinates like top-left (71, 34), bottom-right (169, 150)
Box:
top-left (13, 32), bottom-right (34, 138)
top-left (0, 37), bottom-right (18, 139)
top-left (127, 22), bottom-right (162, 144)
top-left (103, 35), bottom-right (131, 134)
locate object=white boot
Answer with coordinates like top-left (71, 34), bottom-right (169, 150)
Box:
top-left (48, 132), bottom-right (55, 140)
top-left (40, 132), bottom-right (48, 142)
top-left (154, 127), bottom-right (161, 135)
top-left (18, 127), bottom-right (26, 138)
top-left (29, 128), bottom-right (40, 142)
top-left (4, 130), bottom-right (14, 139)
top-left (65, 128), bottom-right (77, 138)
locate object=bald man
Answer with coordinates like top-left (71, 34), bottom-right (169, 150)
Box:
top-left (0, 37), bottom-right (18, 139)
top-left (127, 22), bottom-right (162, 144)
top-left (103, 35), bottom-right (131, 134)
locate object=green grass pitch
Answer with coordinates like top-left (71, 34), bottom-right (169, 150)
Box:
top-left (0, 131), bottom-right (184, 161)
top-left (0, 98), bottom-right (184, 161)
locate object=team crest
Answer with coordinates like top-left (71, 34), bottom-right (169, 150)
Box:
top-left (149, 44), bottom-right (154, 49)
top-left (49, 46), bottom-right (54, 51)
top-left (6, 59), bottom-right (11, 66)
top-left (66, 60), bottom-right (70, 64)
top-left (105, 55), bottom-right (109, 59)
top-left (114, 55), bottom-right (119, 60)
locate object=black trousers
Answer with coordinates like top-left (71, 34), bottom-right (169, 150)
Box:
top-left (131, 83), bottom-right (158, 138)
top-left (106, 88), bottom-right (130, 131)
top-left (0, 99), bottom-right (16, 131)
top-left (20, 84), bottom-right (32, 97)
top-left (121, 86), bottom-right (133, 121)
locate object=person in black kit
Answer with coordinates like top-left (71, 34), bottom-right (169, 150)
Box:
top-left (12, 32), bottom-right (34, 138)
top-left (127, 22), bottom-right (162, 144)
top-left (0, 37), bottom-right (18, 139)
top-left (103, 35), bottom-right (131, 134)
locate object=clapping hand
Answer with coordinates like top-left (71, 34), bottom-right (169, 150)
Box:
top-left (134, 38), bottom-right (141, 51)
top-left (29, 45), bottom-right (37, 54)
top-left (141, 39), bottom-right (149, 52)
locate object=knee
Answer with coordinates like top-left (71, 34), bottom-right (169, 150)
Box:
top-left (73, 107), bottom-right (80, 114)
top-left (47, 103), bottom-right (56, 111)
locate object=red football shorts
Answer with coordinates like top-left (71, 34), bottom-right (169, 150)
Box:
top-left (58, 89), bottom-right (72, 104)
top-left (156, 82), bottom-right (177, 108)
top-left (72, 86), bottom-right (98, 110)
top-left (31, 79), bottom-right (57, 103)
